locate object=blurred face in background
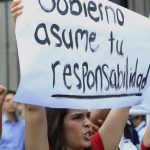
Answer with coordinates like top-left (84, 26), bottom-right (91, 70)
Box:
top-left (3, 93), bottom-right (17, 114)
top-left (131, 116), bottom-right (143, 126)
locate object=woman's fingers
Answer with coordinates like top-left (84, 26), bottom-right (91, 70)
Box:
top-left (10, 0), bottom-right (23, 22)
top-left (10, 3), bottom-right (23, 14)
top-left (12, 10), bottom-right (23, 19)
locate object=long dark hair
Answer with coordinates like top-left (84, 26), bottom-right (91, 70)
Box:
top-left (46, 108), bottom-right (93, 150)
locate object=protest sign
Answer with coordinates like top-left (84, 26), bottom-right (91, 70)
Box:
top-left (130, 15), bottom-right (150, 114)
top-left (131, 72), bottom-right (150, 114)
top-left (14, 0), bottom-right (150, 109)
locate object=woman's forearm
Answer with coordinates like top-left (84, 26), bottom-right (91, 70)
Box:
top-left (99, 107), bottom-right (130, 150)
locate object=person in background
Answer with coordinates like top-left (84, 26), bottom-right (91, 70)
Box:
top-left (130, 115), bottom-right (146, 143)
top-left (0, 85), bottom-right (7, 137)
top-left (0, 90), bottom-right (25, 150)
top-left (124, 119), bottom-right (140, 146)
top-left (141, 123), bottom-right (150, 150)
top-left (123, 115), bottom-right (146, 150)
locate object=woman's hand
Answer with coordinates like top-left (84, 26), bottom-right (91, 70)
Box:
top-left (10, 0), bottom-right (23, 24)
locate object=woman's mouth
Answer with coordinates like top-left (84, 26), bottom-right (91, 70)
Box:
top-left (83, 132), bottom-right (92, 140)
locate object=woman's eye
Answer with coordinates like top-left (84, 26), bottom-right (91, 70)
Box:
top-left (73, 115), bottom-right (82, 120)
top-left (87, 113), bottom-right (91, 119)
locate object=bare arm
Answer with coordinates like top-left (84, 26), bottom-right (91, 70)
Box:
top-left (90, 109), bottom-right (110, 127)
top-left (0, 85), bottom-right (7, 137)
top-left (142, 123), bottom-right (150, 147)
top-left (99, 107), bottom-right (130, 150)
top-left (25, 105), bottom-right (49, 150)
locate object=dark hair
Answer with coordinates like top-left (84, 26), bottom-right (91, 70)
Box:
top-left (46, 108), bottom-right (67, 150)
top-left (46, 108), bottom-right (93, 150)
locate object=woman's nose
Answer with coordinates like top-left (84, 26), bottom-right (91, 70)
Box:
top-left (83, 118), bottom-right (92, 127)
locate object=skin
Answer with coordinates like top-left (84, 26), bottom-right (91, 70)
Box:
top-left (25, 105), bottom-right (48, 150)
top-left (63, 109), bottom-right (93, 150)
top-left (10, 0), bottom-right (23, 25)
top-left (90, 109), bottom-right (110, 127)
top-left (0, 85), bottom-right (7, 137)
top-left (11, 1), bottom-right (130, 150)
top-left (142, 123), bottom-right (150, 148)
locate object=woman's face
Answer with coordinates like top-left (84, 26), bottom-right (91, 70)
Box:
top-left (63, 109), bottom-right (93, 150)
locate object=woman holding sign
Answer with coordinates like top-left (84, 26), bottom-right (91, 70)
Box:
top-left (24, 105), bottom-right (129, 150)
top-left (11, 0), bottom-right (130, 150)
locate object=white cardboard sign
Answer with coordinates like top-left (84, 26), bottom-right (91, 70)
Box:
top-left (131, 15), bottom-right (150, 114)
top-left (15, 0), bottom-right (150, 109)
